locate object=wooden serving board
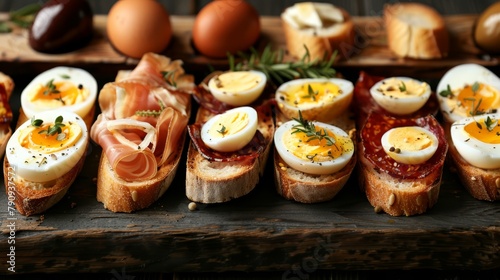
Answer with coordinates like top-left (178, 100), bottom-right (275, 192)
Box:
top-left (0, 14), bottom-right (499, 275)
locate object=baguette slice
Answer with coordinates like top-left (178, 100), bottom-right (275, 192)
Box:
top-left (185, 105), bottom-right (274, 203)
top-left (273, 109), bottom-right (356, 203)
top-left (384, 2), bottom-right (449, 59)
top-left (96, 133), bottom-right (186, 212)
top-left (281, 2), bottom-right (355, 61)
top-left (0, 72), bottom-right (14, 158)
top-left (4, 150), bottom-right (86, 216)
top-left (93, 54), bottom-right (194, 213)
top-left (443, 121), bottom-right (500, 201)
top-left (358, 151), bottom-right (442, 216)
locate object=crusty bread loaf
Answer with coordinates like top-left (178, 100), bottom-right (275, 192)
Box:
top-left (185, 105), bottom-right (274, 204)
top-left (384, 2), bottom-right (449, 59)
top-left (3, 147), bottom-right (87, 216)
top-left (281, 4), bottom-right (355, 61)
top-left (96, 134), bottom-right (186, 212)
top-left (358, 150), bottom-right (443, 216)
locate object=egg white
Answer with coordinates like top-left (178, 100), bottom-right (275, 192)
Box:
top-left (436, 63), bottom-right (500, 123)
top-left (370, 76), bottom-right (431, 115)
top-left (201, 106), bottom-right (258, 152)
top-left (6, 110), bottom-right (88, 183)
top-left (381, 126), bottom-right (438, 165)
top-left (451, 113), bottom-right (500, 169)
top-left (274, 120), bottom-right (354, 175)
top-left (208, 70), bottom-right (267, 106)
top-left (20, 67), bottom-right (98, 119)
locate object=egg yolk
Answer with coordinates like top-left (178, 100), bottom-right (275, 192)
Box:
top-left (20, 122), bottom-right (82, 153)
top-left (377, 78), bottom-right (429, 98)
top-left (208, 110), bottom-right (249, 139)
top-left (29, 80), bottom-right (88, 106)
top-left (210, 72), bottom-right (262, 93)
top-left (464, 117), bottom-right (500, 144)
top-left (283, 82), bottom-right (341, 106)
top-left (283, 125), bottom-right (353, 162)
top-left (456, 83), bottom-right (499, 115)
top-left (386, 127), bottom-right (433, 152)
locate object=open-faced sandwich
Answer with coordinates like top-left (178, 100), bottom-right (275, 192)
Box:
top-left (436, 64), bottom-right (500, 201)
top-left (185, 70), bottom-right (274, 203)
top-left (19, 66), bottom-right (98, 130)
top-left (4, 110), bottom-right (88, 216)
top-left (90, 53), bottom-right (194, 212)
top-left (354, 72), bottom-right (447, 216)
top-left (0, 72), bottom-right (14, 158)
top-left (273, 77), bottom-right (356, 203)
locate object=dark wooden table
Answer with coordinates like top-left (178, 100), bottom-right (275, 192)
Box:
top-left (0, 13), bottom-right (498, 278)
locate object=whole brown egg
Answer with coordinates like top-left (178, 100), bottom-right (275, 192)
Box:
top-left (474, 1), bottom-right (500, 54)
top-left (192, 0), bottom-right (261, 58)
top-left (107, 0), bottom-right (172, 59)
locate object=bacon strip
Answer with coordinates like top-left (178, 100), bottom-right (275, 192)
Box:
top-left (90, 53), bottom-right (192, 181)
top-left (0, 84), bottom-right (13, 124)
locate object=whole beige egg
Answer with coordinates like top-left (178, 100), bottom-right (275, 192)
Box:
top-left (107, 0), bottom-right (172, 58)
top-left (474, 1), bottom-right (500, 54)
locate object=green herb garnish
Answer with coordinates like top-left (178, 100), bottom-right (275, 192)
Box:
top-left (228, 44), bottom-right (337, 87)
top-left (439, 84), bottom-right (453, 97)
top-left (471, 81), bottom-right (480, 95)
top-left (399, 81), bottom-right (407, 92)
top-left (484, 116), bottom-right (498, 132)
top-left (161, 71), bottom-right (177, 87)
top-left (291, 111), bottom-right (335, 146)
top-left (0, 3), bottom-right (41, 33)
top-left (217, 125), bottom-right (227, 135)
top-left (43, 79), bottom-right (60, 95)
top-left (464, 97), bottom-right (484, 116)
top-left (31, 117), bottom-right (43, 127)
top-left (38, 115), bottom-right (66, 136)
top-left (303, 84), bottom-right (319, 101)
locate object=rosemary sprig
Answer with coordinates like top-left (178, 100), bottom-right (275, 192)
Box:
top-left (302, 84), bottom-right (319, 101)
top-left (291, 111), bottom-right (335, 146)
top-left (0, 3), bottom-right (41, 33)
top-left (228, 44), bottom-right (337, 86)
top-left (464, 97), bottom-right (484, 116)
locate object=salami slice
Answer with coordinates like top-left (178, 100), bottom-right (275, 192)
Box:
top-left (360, 113), bottom-right (447, 179)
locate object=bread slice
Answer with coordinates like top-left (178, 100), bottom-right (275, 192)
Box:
top-left (272, 107), bottom-right (356, 203)
top-left (358, 153), bottom-right (442, 216)
top-left (3, 146), bottom-right (86, 216)
top-left (185, 105), bottom-right (274, 203)
top-left (96, 133), bottom-right (186, 212)
top-left (0, 72), bottom-right (14, 158)
top-left (281, 2), bottom-right (355, 61)
top-left (384, 2), bottom-right (449, 59)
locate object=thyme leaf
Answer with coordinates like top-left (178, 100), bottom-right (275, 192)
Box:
top-left (399, 81), bottom-right (407, 92)
top-left (439, 84), bottom-right (453, 98)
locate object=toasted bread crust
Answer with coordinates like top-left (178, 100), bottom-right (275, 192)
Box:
top-left (3, 147), bottom-right (87, 216)
top-left (384, 2), bottom-right (449, 59)
top-left (358, 150), bottom-right (442, 216)
top-left (96, 138), bottom-right (185, 212)
top-left (274, 147), bottom-right (356, 203)
top-left (185, 106), bottom-right (274, 204)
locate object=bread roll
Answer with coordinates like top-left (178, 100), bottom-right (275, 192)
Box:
top-left (384, 2), bottom-right (449, 59)
top-left (281, 2), bottom-right (355, 61)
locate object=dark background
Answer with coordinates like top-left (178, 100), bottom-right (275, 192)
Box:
top-left (0, 0), bottom-right (498, 16)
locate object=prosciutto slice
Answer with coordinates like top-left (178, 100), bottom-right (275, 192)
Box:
top-left (90, 53), bottom-right (192, 181)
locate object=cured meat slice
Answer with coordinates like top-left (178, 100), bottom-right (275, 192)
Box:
top-left (360, 113), bottom-right (447, 180)
top-left (90, 53), bottom-right (192, 181)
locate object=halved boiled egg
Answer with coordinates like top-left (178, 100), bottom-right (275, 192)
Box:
top-left (451, 113), bottom-right (500, 169)
top-left (370, 76), bottom-right (431, 115)
top-left (437, 63), bottom-right (500, 123)
top-left (381, 126), bottom-right (439, 165)
top-left (201, 106), bottom-right (258, 152)
top-left (275, 78), bottom-right (353, 122)
top-left (21, 67), bottom-right (98, 119)
top-left (207, 71), bottom-right (267, 106)
top-left (274, 117), bottom-right (354, 175)
top-left (5, 110), bottom-right (88, 182)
